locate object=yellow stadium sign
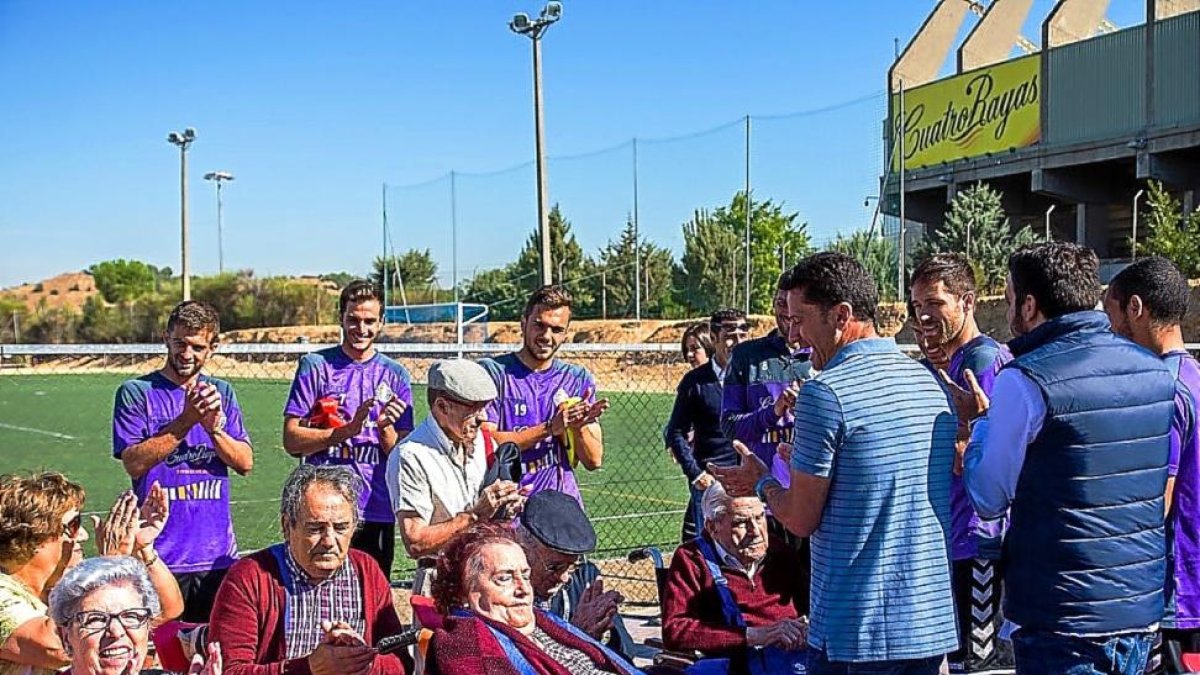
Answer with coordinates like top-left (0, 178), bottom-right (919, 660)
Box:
top-left (892, 54), bottom-right (1041, 171)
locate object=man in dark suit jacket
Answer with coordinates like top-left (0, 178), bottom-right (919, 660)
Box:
top-left (665, 308), bottom-right (746, 541)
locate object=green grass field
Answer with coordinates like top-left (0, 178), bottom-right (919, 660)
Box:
top-left (0, 373), bottom-right (688, 577)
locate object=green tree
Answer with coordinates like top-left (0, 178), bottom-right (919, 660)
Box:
top-left (672, 192), bottom-right (810, 316)
top-left (24, 299), bottom-right (79, 343)
top-left (591, 217), bottom-right (676, 318)
top-left (89, 259), bottom-right (157, 304)
top-left (79, 296), bottom-right (134, 343)
top-left (372, 249), bottom-right (440, 303)
top-left (1140, 180), bottom-right (1200, 276)
top-left (0, 295), bottom-right (26, 342)
top-left (461, 266), bottom-right (524, 321)
top-left (912, 182), bottom-right (1037, 293)
top-left (674, 208), bottom-right (742, 315)
top-left (193, 273), bottom-right (247, 324)
top-left (828, 230), bottom-right (899, 302)
top-left (511, 205), bottom-right (596, 312)
top-left (320, 272), bottom-right (359, 289)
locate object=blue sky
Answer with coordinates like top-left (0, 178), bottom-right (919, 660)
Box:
top-left (0, 1), bottom-right (1148, 290)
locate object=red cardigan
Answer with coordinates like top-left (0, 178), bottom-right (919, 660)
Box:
top-left (661, 537), bottom-right (806, 655)
top-left (209, 547), bottom-right (406, 675)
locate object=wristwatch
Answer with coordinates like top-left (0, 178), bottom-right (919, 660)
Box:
top-left (755, 475), bottom-right (782, 503)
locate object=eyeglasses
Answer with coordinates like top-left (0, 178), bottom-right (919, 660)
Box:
top-left (71, 608), bottom-right (153, 635)
top-left (539, 555), bottom-right (582, 577)
top-left (438, 397), bottom-right (488, 422)
top-left (61, 514), bottom-right (82, 539)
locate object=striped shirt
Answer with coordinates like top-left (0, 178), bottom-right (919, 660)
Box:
top-left (281, 546), bottom-right (365, 659)
top-left (791, 338), bottom-right (958, 662)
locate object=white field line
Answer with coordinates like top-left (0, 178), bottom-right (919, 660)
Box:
top-left (0, 422), bottom-right (75, 440)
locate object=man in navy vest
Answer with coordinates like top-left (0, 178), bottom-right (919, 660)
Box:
top-left (947, 242), bottom-right (1177, 675)
top-left (1105, 256), bottom-right (1200, 670)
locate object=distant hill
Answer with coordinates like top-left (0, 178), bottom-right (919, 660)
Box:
top-left (1, 272), bottom-right (98, 313)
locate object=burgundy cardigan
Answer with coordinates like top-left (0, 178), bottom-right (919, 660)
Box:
top-left (661, 537), bottom-right (806, 655)
top-left (209, 547), bottom-right (406, 675)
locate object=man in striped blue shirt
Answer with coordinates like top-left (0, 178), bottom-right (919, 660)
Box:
top-left (711, 252), bottom-right (958, 674)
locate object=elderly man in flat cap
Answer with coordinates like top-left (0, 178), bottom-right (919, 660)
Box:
top-left (514, 489), bottom-right (637, 660)
top-left (387, 359), bottom-right (527, 594)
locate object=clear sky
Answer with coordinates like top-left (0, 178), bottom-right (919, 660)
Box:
top-left (0, 1), bottom-right (1148, 290)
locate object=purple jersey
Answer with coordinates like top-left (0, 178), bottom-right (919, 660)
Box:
top-left (283, 347), bottom-right (415, 523)
top-left (946, 335), bottom-right (1011, 561)
top-left (479, 353), bottom-right (596, 506)
top-left (1166, 350), bottom-right (1200, 629)
top-left (111, 372), bottom-right (249, 574)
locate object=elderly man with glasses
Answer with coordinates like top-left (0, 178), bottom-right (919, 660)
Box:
top-left (513, 490), bottom-right (635, 661)
top-left (388, 359), bottom-right (527, 596)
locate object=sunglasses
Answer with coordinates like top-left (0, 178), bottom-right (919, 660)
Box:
top-left (62, 513), bottom-right (82, 539)
top-left (716, 322), bottom-right (750, 334)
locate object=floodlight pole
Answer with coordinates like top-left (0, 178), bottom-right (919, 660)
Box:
top-left (1045, 203), bottom-right (1057, 241)
top-left (745, 116), bottom-right (752, 315)
top-left (897, 83), bottom-right (906, 303)
top-left (204, 171), bottom-right (234, 275)
top-left (167, 129), bottom-right (196, 301)
top-left (1132, 188), bottom-right (1146, 260)
top-left (510, 3), bottom-right (562, 288)
top-left (633, 138), bottom-right (641, 321)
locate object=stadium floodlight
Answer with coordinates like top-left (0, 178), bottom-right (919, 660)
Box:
top-left (204, 171), bottom-right (236, 274)
top-left (167, 128), bottom-right (197, 300)
top-left (508, 2), bottom-right (564, 287)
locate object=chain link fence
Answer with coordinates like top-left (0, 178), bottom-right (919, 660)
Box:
top-left (0, 341), bottom-right (692, 602)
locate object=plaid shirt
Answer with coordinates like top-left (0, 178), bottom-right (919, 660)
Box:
top-left (281, 547), bottom-right (366, 659)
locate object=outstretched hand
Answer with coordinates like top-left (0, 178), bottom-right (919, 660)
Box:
top-left (939, 368), bottom-right (990, 423)
top-left (707, 441), bottom-right (768, 498)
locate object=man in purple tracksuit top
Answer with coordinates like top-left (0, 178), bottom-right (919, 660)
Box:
top-left (479, 285), bottom-right (610, 507)
top-left (112, 300), bottom-right (254, 623)
top-left (1106, 256), bottom-right (1200, 670)
top-left (910, 254), bottom-right (1014, 674)
top-left (720, 273), bottom-right (814, 493)
top-left (282, 280), bottom-right (414, 577)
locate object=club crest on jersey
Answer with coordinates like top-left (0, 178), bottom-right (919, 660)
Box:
top-left (375, 382), bottom-right (394, 404)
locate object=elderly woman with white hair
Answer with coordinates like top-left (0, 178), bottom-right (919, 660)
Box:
top-left (49, 557), bottom-right (219, 675)
top-left (660, 483), bottom-right (808, 675)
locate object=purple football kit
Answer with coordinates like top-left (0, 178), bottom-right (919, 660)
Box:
top-left (720, 331), bottom-right (814, 488)
top-left (479, 353), bottom-right (596, 506)
top-left (946, 335), bottom-right (1012, 561)
top-left (1166, 349), bottom-right (1200, 631)
top-left (930, 334), bottom-right (1014, 674)
top-left (111, 372), bottom-right (249, 574)
top-left (283, 347), bottom-right (415, 524)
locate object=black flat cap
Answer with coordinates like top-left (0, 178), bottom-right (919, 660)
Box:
top-left (520, 490), bottom-right (597, 555)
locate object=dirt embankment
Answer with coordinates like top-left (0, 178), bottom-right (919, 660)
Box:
top-left (223, 305), bottom-right (913, 346)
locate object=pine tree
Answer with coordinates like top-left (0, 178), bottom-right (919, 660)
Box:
top-left (592, 217), bottom-right (675, 318)
top-left (912, 182), bottom-right (1037, 294)
top-left (1140, 180), bottom-right (1200, 276)
top-left (828, 230), bottom-right (898, 302)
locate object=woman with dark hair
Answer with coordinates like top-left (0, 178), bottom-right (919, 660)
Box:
top-left (0, 473), bottom-right (182, 675)
top-left (428, 524), bottom-right (642, 675)
top-left (679, 324), bottom-right (713, 369)
top-left (664, 311), bottom-right (745, 541)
